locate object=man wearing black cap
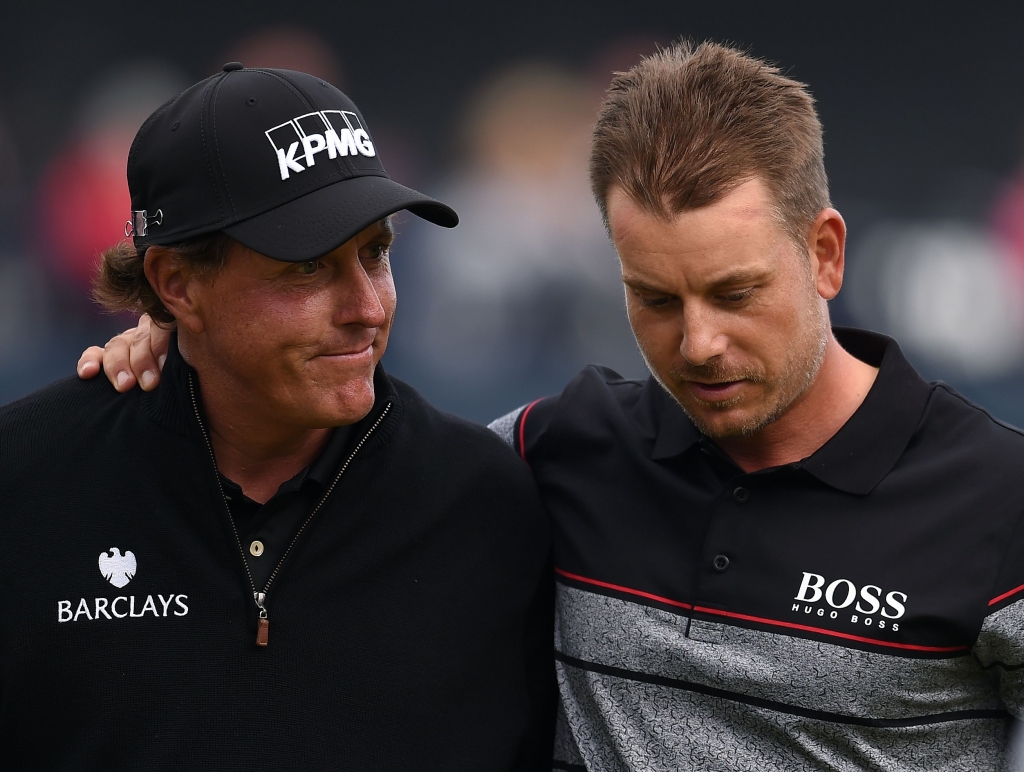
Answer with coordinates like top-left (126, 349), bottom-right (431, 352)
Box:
top-left (0, 64), bottom-right (553, 770)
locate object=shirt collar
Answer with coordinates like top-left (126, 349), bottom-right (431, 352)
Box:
top-left (646, 327), bottom-right (932, 494)
top-left (644, 378), bottom-right (702, 460)
top-left (304, 424), bottom-right (354, 487)
top-left (800, 327), bottom-right (931, 494)
top-left (220, 422), bottom-right (353, 502)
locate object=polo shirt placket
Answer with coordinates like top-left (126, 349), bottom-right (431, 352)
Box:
top-left (220, 426), bottom-right (352, 589)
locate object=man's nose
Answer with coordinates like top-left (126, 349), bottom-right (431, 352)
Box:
top-left (679, 305), bottom-right (727, 366)
top-left (335, 261), bottom-right (387, 328)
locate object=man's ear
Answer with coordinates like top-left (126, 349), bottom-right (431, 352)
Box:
top-left (143, 247), bottom-right (205, 334)
top-left (807, 208), bottom-right (847, 301)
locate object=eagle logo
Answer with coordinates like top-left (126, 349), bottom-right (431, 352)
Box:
top-left (98, 548), bottom-right (137, 588)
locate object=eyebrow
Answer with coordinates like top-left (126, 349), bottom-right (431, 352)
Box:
top-left (621, 276), bottom-right (669, 294)
top-left (622, 267), bottom-right (770, 294)
top-left (704, 267), bottom-right (770, 288)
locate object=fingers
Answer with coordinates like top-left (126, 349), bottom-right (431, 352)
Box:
top-left (80, 314), bottom-right (173, 392)
top-left (77, 346), bottom-right (105, 379)
top-left (102, 327), bottom-right (139, 393)
top-left (129, 315), bottom-right (163, 391)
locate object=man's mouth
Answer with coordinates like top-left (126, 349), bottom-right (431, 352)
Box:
top-left (314, 343), bottom-right (374, 361)
top-left (687, 380), bottom-right (745, 402)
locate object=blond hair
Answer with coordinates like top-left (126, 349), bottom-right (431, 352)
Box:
top-left (590, 39), bottom-right (830, 244)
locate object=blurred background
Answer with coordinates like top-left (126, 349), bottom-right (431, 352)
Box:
top-left (1, 1), bottom-right (1024, 426)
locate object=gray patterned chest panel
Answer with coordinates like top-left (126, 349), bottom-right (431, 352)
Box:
top-left (555, 584), bottom-right (1010, 771)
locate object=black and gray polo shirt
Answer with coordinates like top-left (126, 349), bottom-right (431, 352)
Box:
top-left (491, 328), bottom-right (1024, 771)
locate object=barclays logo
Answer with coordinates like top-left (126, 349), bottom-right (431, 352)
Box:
top-left (98, 547), bottom-right (136, 588)
top-left (56, 548), bottom-right (189, 624)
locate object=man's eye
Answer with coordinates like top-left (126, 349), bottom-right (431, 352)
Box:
top-left (639, 295), bottom-right (672, 308)
top-left (721, 290), bottom-right (753, 304)
top-left (296, 261), bottom-right (319, 275)
top-left (364, 244), bottom-right (390, 261)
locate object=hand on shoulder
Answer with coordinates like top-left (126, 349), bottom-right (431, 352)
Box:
top-left (77, 314), bottom-right (173, 392)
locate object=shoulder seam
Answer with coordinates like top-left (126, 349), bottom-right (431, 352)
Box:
top-left (932, 382), bottom-right (1024, 438)
top-left (927, 382), bottom-right (1024, 618)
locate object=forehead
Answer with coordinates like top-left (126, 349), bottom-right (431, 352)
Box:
top-left (608, 179), bottom-right (777, 248)
top-left (608, 179), bottom-right (790, 285)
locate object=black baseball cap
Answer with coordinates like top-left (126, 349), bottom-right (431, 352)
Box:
top-left (126, 62), bottom-right (458, 261)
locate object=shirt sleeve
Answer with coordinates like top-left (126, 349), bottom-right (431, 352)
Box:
top-left (487, 397), bottom-right (558, 464)
top-left (973, 509), bottom-right (1024, 718)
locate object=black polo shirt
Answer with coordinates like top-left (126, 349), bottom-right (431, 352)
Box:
top-left (491, 327), bottom-right (1024, 771)
top-left (220, 425), bottom-right (352, 590)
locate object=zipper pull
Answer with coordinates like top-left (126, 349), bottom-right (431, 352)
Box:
top-left (254, 592), bottom-right (269, 647)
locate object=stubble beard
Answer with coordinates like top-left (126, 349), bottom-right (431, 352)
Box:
top-left (645, 300), bottom-right (830, 440)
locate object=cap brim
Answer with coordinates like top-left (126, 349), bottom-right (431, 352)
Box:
top-left (222, 175), bottom-right (458, 262)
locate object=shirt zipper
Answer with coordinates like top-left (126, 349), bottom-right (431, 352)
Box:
top-left (188, 372), bottom-right (392, 647)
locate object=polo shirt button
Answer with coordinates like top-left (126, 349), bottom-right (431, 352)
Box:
top-left (249, 540), bottom-right (264, 557)
top-left (733, 486), bottom-right (749, 503)
top-left (713, 554), bottom-right (730, 572)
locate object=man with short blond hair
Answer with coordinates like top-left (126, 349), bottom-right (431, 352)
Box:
top-left (83, 42), bottom-right (1024, 770)
top-left (504, 40), bottom-right (1024, 771)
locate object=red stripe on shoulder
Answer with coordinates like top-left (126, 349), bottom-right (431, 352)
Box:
top-left (517, 399), bottom-right (544, 464)
top-left (989, 583), bottom-right (1024, 607)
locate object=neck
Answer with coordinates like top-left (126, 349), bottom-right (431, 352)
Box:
top-left (180, 335), bottom-right (330, 505)
top-left (715, 334), bottom-right (879, 473)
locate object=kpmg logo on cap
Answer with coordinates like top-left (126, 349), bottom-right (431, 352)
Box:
top-left (265, 110), bottom-right (376, 181)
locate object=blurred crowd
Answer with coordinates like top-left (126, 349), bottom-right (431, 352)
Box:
top-left (839, 164), bottom-right (1024, 422)
top-left (2, 27), bottom-right (1024, 426)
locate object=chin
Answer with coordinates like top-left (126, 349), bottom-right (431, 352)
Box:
top-left (331, 382), bottom-right (377, 425)
top-left (293, 374), bottom-right (377, 429)
top-left (677, 399), bottom-right (761, 439)
top-left (697, 400), bottom-right (792, 439)
top-left (303, 401), bottom-right (375, 429)
top-left (690, 414), bottom-right (748, 439)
